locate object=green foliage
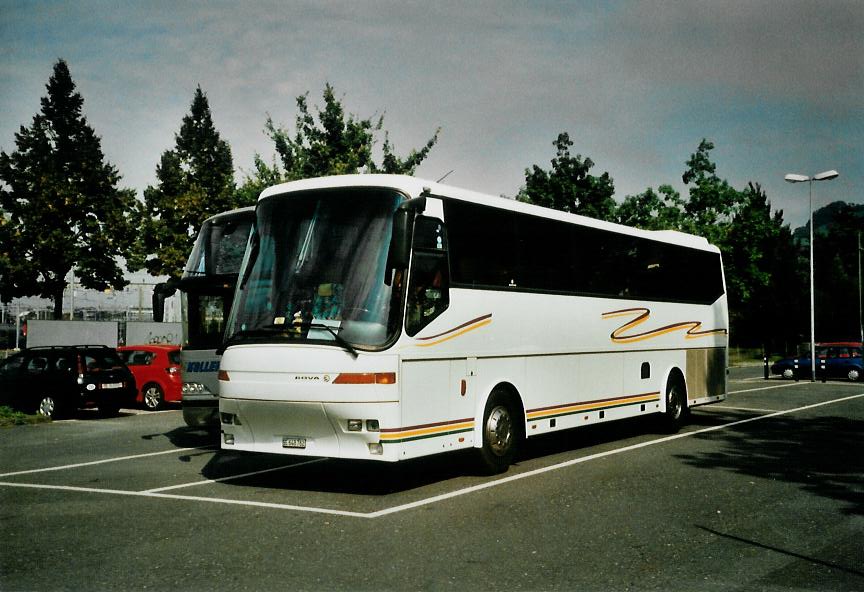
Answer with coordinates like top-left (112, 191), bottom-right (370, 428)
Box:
top-left (726, 183), bottom-right (806, 349)
top-left (264, 83), bottom-right (439, 182)
top-left (616, 185), bottom-right (684, 230)
top-left (131, 87), bottom-right (236, 279)
top-left (517, 133), bottom-right (616, 221)
top-left (0, 59), bottom-right (136, 316)
top-left (679, 139), bottom-right (742, 246)
top-left (810, 202), bottom-right (864, 341)
top-left (234, 154), bottom-right (284, 207)
top-left (0, 405), bottom-right (50, 427)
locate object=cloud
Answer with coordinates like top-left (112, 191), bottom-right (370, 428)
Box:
top-left (1, 1), bottom-right (860, 228)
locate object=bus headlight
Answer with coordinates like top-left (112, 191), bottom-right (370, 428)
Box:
top-left (368, 443), bottom-right (383, 455)
top-left (182, 382), bottom-right (212, 395)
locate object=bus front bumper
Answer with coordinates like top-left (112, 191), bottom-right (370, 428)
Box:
top-left (219, 398), bottom-right (400, 462)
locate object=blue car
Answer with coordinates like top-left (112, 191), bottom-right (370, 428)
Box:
top-left (771, 342), bottom-right (864, 381)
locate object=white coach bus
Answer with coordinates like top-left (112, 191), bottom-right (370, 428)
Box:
top-left (218, 175), bottom-right (727, 473)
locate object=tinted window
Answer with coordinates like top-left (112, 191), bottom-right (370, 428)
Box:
top-left (444, 199), bottom-right (724, 304)
top-left (55, 354), bottom-right (74, 372)
top-left (83, 351), bottom-right (122, 371)
top-left (122, 350), bottom-right (155, 366)
top-left (0, 353), bottom-right (26, 375)
top-left (26, 355), bottom-right (50, 373)
top-left (406, 217), bottom-right (450, 336)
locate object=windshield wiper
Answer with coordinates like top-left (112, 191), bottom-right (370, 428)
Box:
top-left (304, 323), bottom-right (358, 359)
top-left (218, 323), bottom-right (359, 359)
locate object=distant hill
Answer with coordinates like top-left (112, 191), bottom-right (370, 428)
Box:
top-left (793, 201), bottom-right (864, 241)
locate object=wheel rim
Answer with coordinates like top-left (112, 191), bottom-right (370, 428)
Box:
top-left (143, 386), bottom-right (162, 409)
top-left (484, 405), bottom-right (513, 457)
top-left (37, 397), bottom-right (55, 417)
top-left (849, 369), bottom-right (860, 381)
top-left (667, 384), bottom-right (682, 420)
top-left (783, 369), bottom-right (794, 379)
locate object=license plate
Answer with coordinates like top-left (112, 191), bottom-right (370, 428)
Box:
top-left (101, 382), bottom-right (123, 389)
top-left (282, 436), bottom-right (307, 449)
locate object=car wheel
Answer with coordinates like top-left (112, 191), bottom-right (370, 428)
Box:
top-left (847, 368), bottom-right (861, 382)
top-left (660, 376), bottom-right (688, 433)
top-left (142, 383), bottom-right (165, 410)
top-left (782, 368), bottom-right (794, 379)
top-left (36, 395), bottom-right (58, 419)
top-left (476, 389), bottom-right (521, 475)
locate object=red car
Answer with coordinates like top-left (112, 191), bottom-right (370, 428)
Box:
top-left (118, 345), bottom-right (182, 410)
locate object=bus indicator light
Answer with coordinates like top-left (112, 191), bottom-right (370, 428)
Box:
top-left (333, 372), bottom-right (396, 385)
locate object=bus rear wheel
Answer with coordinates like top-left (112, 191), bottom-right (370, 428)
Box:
top-left (476, 390), bottom-right (520, 474)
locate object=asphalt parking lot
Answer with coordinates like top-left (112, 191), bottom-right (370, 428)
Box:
top-left (1, 366), bottom-right (862, 591)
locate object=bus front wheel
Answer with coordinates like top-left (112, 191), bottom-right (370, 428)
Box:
top-left (477, 390), bottom-right (520, 474)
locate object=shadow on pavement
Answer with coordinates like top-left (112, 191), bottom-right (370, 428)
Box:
top-left (676, 414), bottom-right (864, 515)
top-left (192, 409), bottom-right (751, 497)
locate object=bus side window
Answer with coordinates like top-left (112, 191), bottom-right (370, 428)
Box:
top-left (406, 217), bottom-right (450, 336)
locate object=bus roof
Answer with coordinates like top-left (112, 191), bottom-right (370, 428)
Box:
top-left (258, 174), bottom-right (718, 253)
top-left (201, 205), bottom-right (256, 226)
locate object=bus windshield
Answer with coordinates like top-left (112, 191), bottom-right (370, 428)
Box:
top-left (184, 214), bottom-right (253, 278)
top-left (227, 188), bottom-right (404, 349)
top-left (179, 208), bottom-right (255, 350)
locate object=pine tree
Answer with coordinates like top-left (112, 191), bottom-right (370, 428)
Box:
top-left (0, 59), bottom-right (136, 317)
top-left (132, 86), bottom-right (236, 279)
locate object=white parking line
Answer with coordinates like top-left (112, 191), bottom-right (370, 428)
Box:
top-left (0, 481), bottom-right (369, 518)
top-left (0, 447), bottom-right (215, 478)
top-left (143, 458), bottom-right (326, 493)
top-left (729, 382), bottom-right (801, 394)
top-left (711, 406), bottom-right (778, 413)
top-left (3, 393), bottom-right (863, 518)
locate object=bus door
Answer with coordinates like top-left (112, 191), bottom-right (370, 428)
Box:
top-left (400, 216), bottom-right (475, 453)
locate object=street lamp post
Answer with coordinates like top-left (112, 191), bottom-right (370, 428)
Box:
top-left (857, 230), bottom-right (864, 343)
top-left (784, 169), bottom-right (839, 381)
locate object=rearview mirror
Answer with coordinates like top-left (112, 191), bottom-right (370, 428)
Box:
top-left (151, 280), bottom-right (178, 322)
top-left (386, 197), bottom-right (426, 282)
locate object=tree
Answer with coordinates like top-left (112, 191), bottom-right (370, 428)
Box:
top-left (616, 185), bottom-right (685, 230)
top-left (264, 83), bottom-right (439, 181)
top-left (132, 86), bottom-right (236, 279)
top-left (0, 59), bottom-right (136, 317)
top-left (233, 154), bottom-right (284, 207)
top-left (810, 202), bottom-right (864, 341)
top-left (725, 183), bottom-right (805, 350)
top-left (680, 139), bottom-right (742, 245)
top-left (516, 133), bottom-right (616, 221)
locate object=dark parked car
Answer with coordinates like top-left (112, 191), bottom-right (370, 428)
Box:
top-left (771, 342), bottom-right (864, 381)
top-left (0, 345), bottom-right (137, 418)
top-left (118, 345), bottom-right (182, 410)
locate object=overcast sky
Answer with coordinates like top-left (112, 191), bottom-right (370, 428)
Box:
top-left (1, 0), bottom-right (861, 229)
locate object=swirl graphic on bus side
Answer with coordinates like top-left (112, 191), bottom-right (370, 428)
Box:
top-left (602, 307), bottom-right (727, 344)
top-left (414, 314), bottom-right (493, 347)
